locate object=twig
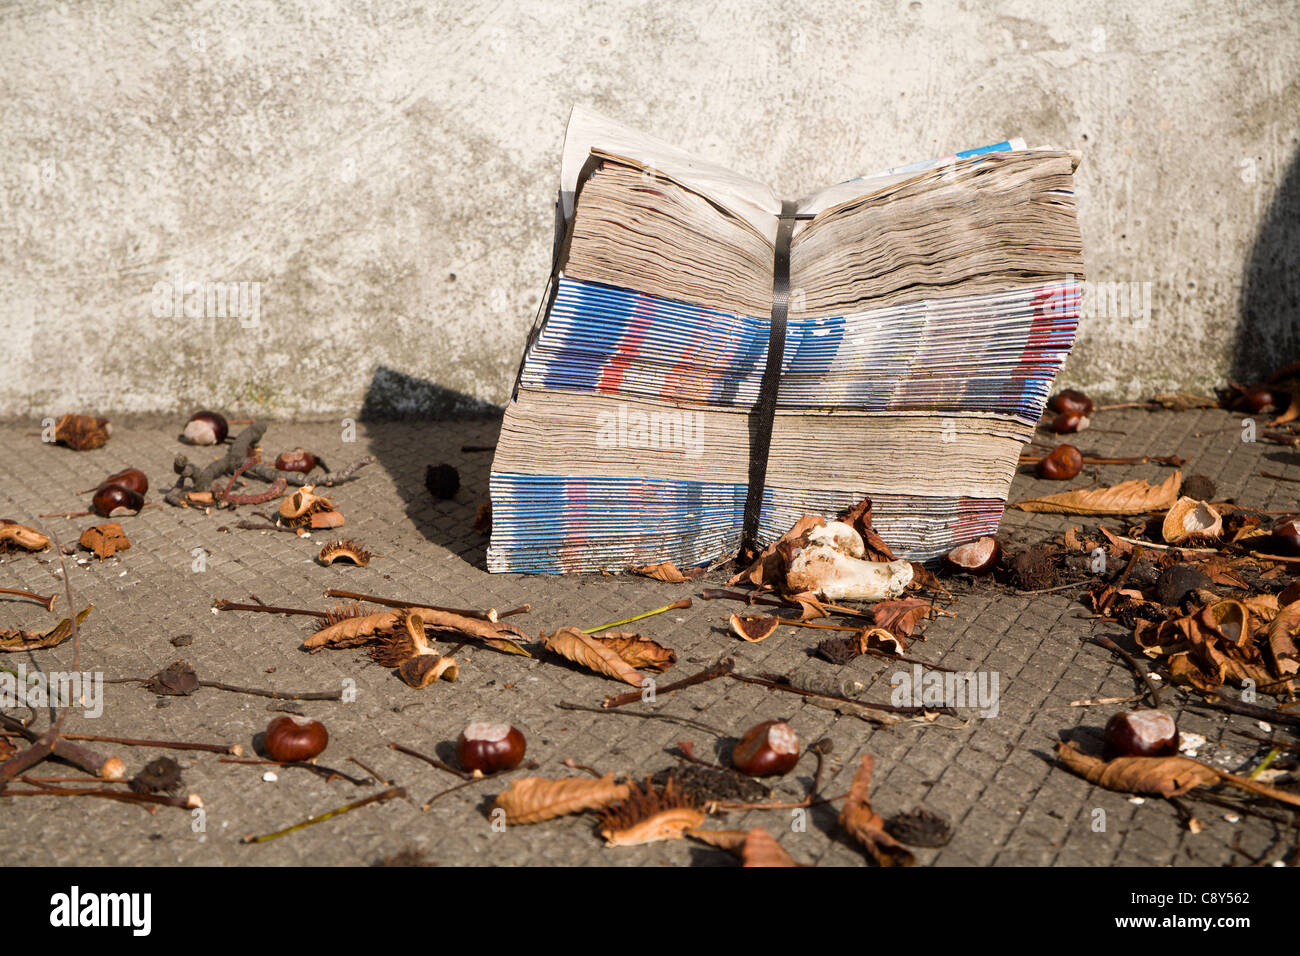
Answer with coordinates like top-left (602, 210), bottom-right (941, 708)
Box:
top-left (197, 679), bottom-right (342, 701)
top-left (1100, 546), bottom-right (1142, 615)
top-left (727, 672), bottom-right (940, 716)
top-left (220, 757), bottom-right (369, 786)
top-left (348, 756), bottom-right (392, 786)
top-left (420, 762), bottom-right (536, 811)
top-left (1189, 689), bottom-right (1300, 729)
top-left (241, 786), bottom-right (405, 843)
top-left (602, 658), bottom-right (733, 709)
top-left (213, 599), bottom-right (330, 619)
top-left (1261, 472), bottom-right (1300, 484)
top-left (10, 777), bottom-right (199, 811)
top-left (1088, 634), bottom-right (1162, 707)
top-left (0, 587), bottom-right (56, 611)
top-left (585, 599), bottom-right (691, 634)
top-left (388, 742), bottom-right (471, 779)
top-left (61, 733), bottom-right (241, 756)
top-left (323, 589), bottom-right (529, 622)
top-left (556, 701), bottom-right (726, 736)
top-left (243, 456), bottom-right (376, 488)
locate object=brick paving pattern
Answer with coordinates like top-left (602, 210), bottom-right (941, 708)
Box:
top-left (0, 407), bottom-right (1295, 866)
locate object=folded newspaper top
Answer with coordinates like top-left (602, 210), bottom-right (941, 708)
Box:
top-left (489, 106), bottom-right (1085, 573)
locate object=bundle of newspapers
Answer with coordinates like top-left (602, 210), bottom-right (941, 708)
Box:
top-left (488, 107), bottom-right (1085, 573)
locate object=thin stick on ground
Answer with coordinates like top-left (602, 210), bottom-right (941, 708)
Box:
top-left (585, 599), bottom-right (691, 634)
top-left (241, 786), bottom-right (406, 843)
top-left (0, 587), bottom-right (56, 611)
top-left (602, 658), bottom-right (733, 709)
top-left (1088, 634), bottom-right (1163, 707)
top-left (323, 589), bottom-right (529, 621)
top-left (388, 742), bottom-right (472, 779)
top-left (62, 733), bottom-right (242, 756)
top-left (556, 701), bottom-right (726, 736)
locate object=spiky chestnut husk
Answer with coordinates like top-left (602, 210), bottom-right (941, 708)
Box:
top-left (598, 778), bottom-right (705, 846)
top-left (318, 538), bottom-right (372, 566)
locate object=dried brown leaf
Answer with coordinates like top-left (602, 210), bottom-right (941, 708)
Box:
top-left (728, 514), bottom-right (824, 589)
top-left (540, 626), bottom-right (673, 685)
top-left (872, 598), bottom-right (932, 640)
top-left (1055, 740), bottom-right (1219, 797)
top-left (0, 605), bottom-right (92, 653)
top-left (1013, 471), bottom-right (1182, 516)
top-left (838, 754), bottom-right (915, 866)
top-left (79, 522), bottom-right (130, 559)
top-left (632, 561), bottom-right (704, 583)
top-left (492, 773), bottom-right (631, 825)
top-left (54, 413), bottom-right (111, 451)
top-left (741, 827), bottom-right (800, 867)
top-left (1266, 599), bottom-right (1300, 678)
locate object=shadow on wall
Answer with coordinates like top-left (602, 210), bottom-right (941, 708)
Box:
top-left (1236, 148), bottom-right (1300, 382)
top-left (359, 366), bottom-right (504, 570)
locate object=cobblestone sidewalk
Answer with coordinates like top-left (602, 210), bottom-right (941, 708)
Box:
top-left (0, 407), bottom-right (1296, 866)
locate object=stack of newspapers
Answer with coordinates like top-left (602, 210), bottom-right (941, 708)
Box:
top-left (488, 107), bottom-right (1084, 573)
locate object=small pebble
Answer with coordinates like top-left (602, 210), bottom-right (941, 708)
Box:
top-left (262, 771), bottom-right (278, 783)
top-left (1224, 813), bottom-right (1240, 823)
top-left (1129, 797), bottom-right (1145, 805)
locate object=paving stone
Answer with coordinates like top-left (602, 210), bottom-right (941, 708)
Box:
top-left (0, 406), bottom-right (1295, 865)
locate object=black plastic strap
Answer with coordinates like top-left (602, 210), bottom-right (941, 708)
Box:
top-left (741, 200), bottom-right (798, 560)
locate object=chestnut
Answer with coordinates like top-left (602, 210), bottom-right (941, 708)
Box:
top-left (1037, 444), bottom-right (1083, 480)
top-left (1050, 410), bottom-right (1090, 434)
top-left (275, 448), bottom-right (318, 473)
top-left (1048, 389), bottom-right (1094, 417)
top-left (1274, 518), bottom-right (1300, 556)
top-left (263, 715), bottom-right (328, 762)
top-left (457, 721), bottom-right (526, 774)
top-left (91, 483), bottom-right (144, 518)
top-left (1236, 385), bottom-right (1279, 414)
top-left (731, 720), bottom-right (799, 777)
top-left (98, 467), bottom-right (149, 496)
top-left (1103, 709), bottom-right (1178, 758)
top-left (943, 536), bottom-right (1002, 576)
top-left (183, 410), bottom-right (228, 445)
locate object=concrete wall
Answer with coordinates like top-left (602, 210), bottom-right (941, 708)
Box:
top-left (2, 0), bottom-right (1297, 419)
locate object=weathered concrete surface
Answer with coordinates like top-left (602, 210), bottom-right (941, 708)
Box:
top-left (1, 0), bottom-right (1297, 418)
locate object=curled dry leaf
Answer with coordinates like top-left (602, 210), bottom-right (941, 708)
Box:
top-left (54, 413), bottom-right (112, 451)
top-left (79, 522), bottom-right (130, 559)
top-left (145, 660), bottom-right (200, 696)
top-left (0, 605), bottom-right (92, 653)
top-left (633, 561), bottom-right (704, 583)
top-left (838, 496), bottom-right (899, 562)
top-left (1055, 740), bottom-right (1219, 798)
top-left (838, 754), bottom-right (915, 866)
top-left (598, 778), bottom-right (705, 847)
top-left (873, 598), bottom-right (934, 640)
top-left (540, 626), bottom-right (674, 686)
top-left (1014, 471), bottom-right (1182, 516)
top-left (741, 827), bottom-right (801, 867)
top-left (728, 514), bottom-right (824, 589)
top-left (684, 827), bottom-right (751, 852)
top-left (0, 522), bottom-right (50, 552)
top-left (305, 606), bottom-right (530, 658)
top-left (1265, 599), bottom-right (1300, 679)
top-left (492, 772), bottom-right (631, 825)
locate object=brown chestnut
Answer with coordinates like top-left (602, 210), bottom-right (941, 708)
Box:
top-left (1274, 518), bottom-right (1300, 556)
top-left (183, 410), bottom-right (228, 445)
top-left (274, 448), bottom-right (318, 473)
top-left (731, 720), bottom-right (800, 777)
top-left (98, 467), bottom-right (149, 496)
top-left (457, 721), bottom-right (526, 774)
top-left (1037, 444), bottom-right (1083, 480)
top-left (1236, 385), bottom-right (1279, 414)
top-left (943, 536), bottom-right (1002, 575)
top-left (1103, 709), bottom-right (1178, 758)
top-left (91, 483), bottom-right (144, 518)
top-left (1048, 389), bottom-right (1094, 416)
top-left (1050, 410), bottom-right (1090, 434)
top-left (263, 715), bottom-right (328, 762)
